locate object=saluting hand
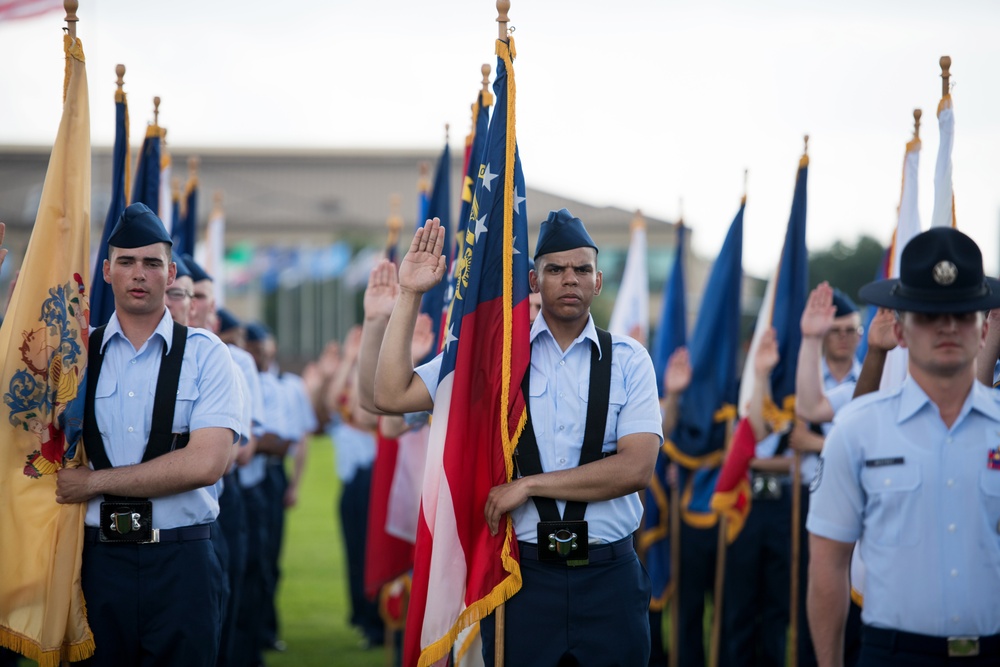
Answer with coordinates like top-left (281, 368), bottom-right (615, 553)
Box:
top-left (754, 327), bottom-right (780, 378)
top-left (485, 478), bottom-right (529, 536)
top-left (664, 347), bottom-right (692, 396)
top-left (801, 282), bottom-right (836, 338)
top-left (868, 308), bottom-right (898, 352)
top-left (397, 218), bottom-right (447, 296)
top-left (363, 259), bottom-right (400, 321)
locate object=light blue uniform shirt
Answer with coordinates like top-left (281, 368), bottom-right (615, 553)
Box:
top-left (280, 372), bottom-right (318, 441)
top-left (807, 377), bottom-right (1000, 636)
top-left (326, 418), bottom-right (376, 483)
top-left (85, 310), bottom-right (242, 529)
top-left (228, 344), bottom-right (269, 489)
top-left (416, 313), bottom-right (663, 544)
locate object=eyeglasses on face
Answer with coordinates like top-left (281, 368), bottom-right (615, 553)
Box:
top-left (165, 288), bottom-right (194, 300)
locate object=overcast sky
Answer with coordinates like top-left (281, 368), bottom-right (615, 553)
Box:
top-left (1, 0), bottom-right (999, 277)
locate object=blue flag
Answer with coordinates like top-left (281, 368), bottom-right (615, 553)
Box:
top-left (769, 157), bottom-right (809, 410)
top-left (444, 84), bottom-right (493, 341)
top-left (641, 221), bottom-right (687, 609)
top-left (668, 203), bottom-right (744, 517)
top-left (416, 143), bottom-right (451, 364)
top-left (90, 83), bottom-right (129, 327)
top-left (174, 171), bottom-right (198, 259)
top-left (130, 125), bottom-right (160, 213)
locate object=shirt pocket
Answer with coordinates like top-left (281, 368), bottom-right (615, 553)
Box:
top-left (149, 376), bottom-right (200, 433)
top-left (577, 381), bottom-right (627, 452)
top-left (978, 470), bottom-right (1000, 552)
top-left (860, 463), bottom-right (921, 547)
top-left (94, 373), bottom-right (117, 441)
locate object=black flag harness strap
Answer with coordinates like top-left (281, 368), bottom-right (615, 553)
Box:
top-left (514, 327), bottom-right (612, 565)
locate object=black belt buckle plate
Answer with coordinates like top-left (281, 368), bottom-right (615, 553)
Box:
top-left (537, 520), bottom-right (589, 566)
top-left (99, 500), bottom-right (153, 543)
top-left (948, 637), bottom-right (980, 657)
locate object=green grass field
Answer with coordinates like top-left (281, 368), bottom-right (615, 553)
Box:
top-left (268, 435), bottom-right (389, 667)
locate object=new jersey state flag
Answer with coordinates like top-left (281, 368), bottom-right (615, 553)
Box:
top-left (0, 33), bottom-right (94, 666)
top-left (404, 36), bottom-right (527, 667)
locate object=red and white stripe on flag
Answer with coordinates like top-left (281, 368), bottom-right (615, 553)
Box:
top-left (0, 0), bottom-right (64, 21)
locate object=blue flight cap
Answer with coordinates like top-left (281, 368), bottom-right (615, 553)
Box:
top-left (108, 203), bottom-right (172, 249)
top-left (173, 252), bottom-right (192, 279)
top-left (533, 208), bottom-right (598, 259)
top-left (245, 322), bottom-right (272, 342)
top-left (217, 308), bottom-right (241, 334)
top-left (182, 253), bottom-right (212, 282)
top-left (831, 289), bottom-right (858, 317)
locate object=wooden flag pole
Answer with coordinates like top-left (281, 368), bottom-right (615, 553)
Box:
top-left (940, 55), bottom-right (952, 97)
top-left (708, 418), bottom-right (735, 667)
top-left (153, 96), bottom-right (161, 127)
top-left (64, 0), bottom-right (78, 40)
top-left (668, 475), bottom-right (681, 667)
top-left (789, 450), bottom-right (803, 665)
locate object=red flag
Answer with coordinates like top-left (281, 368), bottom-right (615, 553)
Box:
top-left (364, 427), bottom-right (415, 599)
top-left (709, 418), bottom-right (757, 544)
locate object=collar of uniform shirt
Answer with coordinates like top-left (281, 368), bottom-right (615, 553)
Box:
top-left (895, 375), bottom-right (1000, 425)
top-left (103, 307), bottom-right (175, 355)
top-left (529, 312), bottom-right (604, 359)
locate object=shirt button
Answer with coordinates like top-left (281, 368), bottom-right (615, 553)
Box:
top-left (559, 458), bottom-right (567, 464)
top-left (559, 360), bottom-right (565, 367)
top-left (128, 391), bottom-right (134, 397)
top-left (883, 479), bottom-right (891, 486)
top-left (559, 392), bottom-right (564, 398)
top-left (559, 425), bottom-right (565, 431)
top-left (946, 436), bottom-right (953, 444)
top-left (130, 359), bottom-right (136, 365)
top-left (947, 479), bottom-right (955, 487)
top-left (948, 524), bottom-right (956, 532)
top-left (951, 569), bottom-right (958, 577)
top-left (953, 615), bottom-right (961, 622)
top-left (127, 426), bottom-right (134, 433)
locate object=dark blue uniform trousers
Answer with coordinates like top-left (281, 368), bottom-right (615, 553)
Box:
top-left (261, 459), bottom-right (287, 646)
top-left (677, 521), bottom-right (718, 667)
top-left (79, 526), bottom-right (224, 667)
top-left (339, 464), bottom-right (383, 642)
top-left (480, 538), bottom-right (651, 667)
top-left (216, 473), bottom-right (247, 667)
top-left (719, 492), bottom-right (791, 667)
top-left (233, 481), bottom-right (268, 667)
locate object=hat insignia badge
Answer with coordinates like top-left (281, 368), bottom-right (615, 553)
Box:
top-left (932, 260), bottom-right (957, 286)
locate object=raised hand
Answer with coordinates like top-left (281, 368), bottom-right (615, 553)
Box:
top-left (343, 325), bottom-right (363, 361)
top-left (754, 327), bottom-right (779, 378)
top-left (364, 259), bottom-right (400, 320)
top-left (868, 308), bottom-right (898, 352)
top-left (664, 346), bottom-right (692, 396)
top-left (397, 218), bottom-right (447, 295)
top-left (801, 282), bottom-right (835, 338)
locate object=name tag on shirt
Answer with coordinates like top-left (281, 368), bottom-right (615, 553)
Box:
top-left (865, 457), bottom-right (905, 468)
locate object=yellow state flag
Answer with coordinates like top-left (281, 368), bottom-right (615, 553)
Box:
top-left (0, 32), bottom-right (94, 666)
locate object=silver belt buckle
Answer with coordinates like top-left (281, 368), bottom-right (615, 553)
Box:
top-left (947, 637), bottom-right (980, 657)
top-left (142, 529), bottom-right (161, 545)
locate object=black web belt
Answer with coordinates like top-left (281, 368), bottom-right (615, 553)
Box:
top-left (83, 322), bottom-right (189, 542)
top-left (514, 327), bottom-right (612, 565)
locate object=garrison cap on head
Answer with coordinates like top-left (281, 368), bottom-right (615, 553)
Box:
top-left (533, 208), bottom-right (598, 260)
top-left (172, 253), bottom-right (192, 280)
top-left (216, 308), bottom-right (241, 334)
top-left (108, 203), bottom-right (172, 249)
top-left (831, 289), bottom-right (858, 318)
top-left (245, 322), bottom-right (272, 342)
top-left (182, 253), bottom-right (212, 283)
top-left (859, 227), bottom-right (1000, 313)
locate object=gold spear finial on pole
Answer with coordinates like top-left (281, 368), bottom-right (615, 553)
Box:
top-left (153, 96), bottom-right (161, 126)
top-left (803, 134), bottom-right (809, 154)
top-left (497, 0), bottom-right (510, 40)
top-left (212, 190), bottom-right (224, 215)
top-left (742, 169), bottom-right (749, 204)
top-left (64, 0), bottom-right (78, 40)
top-left (417, 161), bottom-right (431, 196)
top-left (115, 64), bottom-right (125, 92)
top-left (188, 155), bottom-right (200, 179)
top-left (678, 197), bottom-right (684, 226)
top-left (913, 109), bottom-right (922, 140)
top-left (630, 209), bottom-right (646, 232)
top-left (445, 123), bottom-right (450, 144)
top-left (940, 55), bottom-right (952, 97)
top-left (481, 63), bottom-right (492, 93)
